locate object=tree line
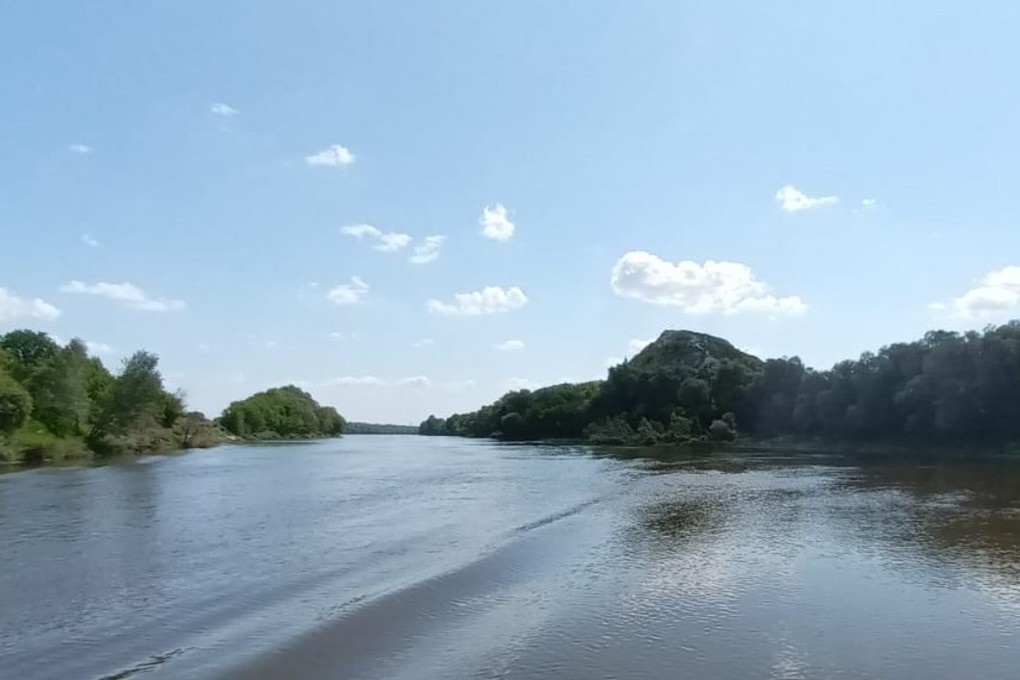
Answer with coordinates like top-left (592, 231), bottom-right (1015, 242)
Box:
top-left (0, 329), bottom-right (351, 464)
top-left (420, 322), bottom-right (1020, 447)
top-left (218, 385), bottom-right (346, 439)
top-left (0, 330), bottom-right (223, 462)
top-left (344, 422), bottom-right (419, 435)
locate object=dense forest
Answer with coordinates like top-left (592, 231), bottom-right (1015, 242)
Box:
top-left (420, 322), bottom-right (1020, 447)
top-left (0, 329), bottom-right (223, 463)
top-left (345, 422), bottom-right (419, 435)
top-left (218, 385), bottom-right (346, 439)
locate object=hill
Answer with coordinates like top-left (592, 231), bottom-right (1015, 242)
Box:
top-left (421, 322), bottom-right (1020, 447)
top-left (419, 329), bottom-right (762, 443)
top-left (627, 330), bottom-right (761, 372)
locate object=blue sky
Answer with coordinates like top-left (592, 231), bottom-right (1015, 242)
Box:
top-left (3, 1), bottom-right (1020, 424)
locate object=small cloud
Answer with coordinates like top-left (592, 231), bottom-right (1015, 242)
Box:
top-left (68, 143), bottom-right (93, 154)
top-left (329, 331), bottom-right (357, 341)
top-left (306, 144), bottom-right (355, 167)
top-left (775, 185), bottom-right (838, 213)
top-left (197, 342), bottom-right (212, 351)
top-left (85, 341), bottom-right (114, 355)
top-left (59, 280), bottom-right (185, 312)
top-left (605, 356), bottom-right (623, 368)
top-left (427, 286), bottom-right (528, 316)
top-left (340, 224), bottom-right (381, 239)
top-left (332, 375), bottom-right (385, 386)
top-left (341, 224), bottom-right (412, 252)
top-left (495, 339), bottom-right (525, 352)
top-left (931, 266), bottom-right (1020, 321)
top-left (398, 376), bottom-right (431, 388)
top-left (480, 204), bottom-right (515, 241)
top-left (611, 251), bottom-right (807, 316)
top-left (860, 198), bottom-right (878, 210)
top-left (210, 102), bottom-right (239, 116)
top-left (412, 338), bottom-right (435, 348)
top-left (409, 235), bottom-right (446, 264)
top-left (81, 234), bottom-right (100, 247)
top-left (374, 232), bottom-right (413, 252)
top-left (264, 340), bottom-right (279, 349)
top-left (0, 287), bottom-right (62, 322)
top-left (326, 276), bottom-right (369, 305)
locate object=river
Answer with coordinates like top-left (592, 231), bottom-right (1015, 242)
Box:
top-left (1, 437), bottom-right (1018, 679)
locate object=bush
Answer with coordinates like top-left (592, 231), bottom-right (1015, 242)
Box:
top-left (708, 418), bottom-right (737, 441)
top-left (0, 373), bottom-right (32, 435)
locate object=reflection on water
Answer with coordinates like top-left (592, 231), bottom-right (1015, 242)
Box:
top-left (0, 440), bottom-right (1018, 680)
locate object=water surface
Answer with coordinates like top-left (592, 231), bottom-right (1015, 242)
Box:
top-left (1, 437), bottom-right (1018, 679)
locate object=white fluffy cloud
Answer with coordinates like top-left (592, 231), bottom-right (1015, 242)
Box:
top-left (60, 280), bottom-right (185, 312)
top-left (326, 277), bottom-right (369, 305)
top-left (427, 286), bottom-right (528, 316)
top-left (412, 338), bottom-right (435, 348)
top-left (210, 102), bottom-right (239, 116)
top-left (930, 266), bottom-right (1020, 320)
top-left (860, 198), bottom-right (878, 210)
top-left (480, 204), bottom-right (515, 241)
top-left (775, 185), bottom-right (838, 212)
top-left (81, 234), bottom-right (100, 247)
top-left (375, 232), bottom-right (413, 252)
top-left (332, 375), bottom-right (385, 386)
top-left (340, 224), bottom-right (380, 239)
top-left (409, 235), bottom-right (446, 264)
top-left (306, 144), bottom-right (355, 167)
top-left (398, 376), bottom-right (431, 388)
top-left (611, 251), bottom-right (808, 316)
top-left (0, 287), bottom-right (62, 322)
top-left (340, 224), bottom-right (412, 252)
top-left (495, 339), bottom-right (525, 352)
top-left (68, 143), bottom-right (93, 154)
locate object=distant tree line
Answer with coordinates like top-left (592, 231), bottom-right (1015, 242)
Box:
top-left (0, 329), bottom-right (223, 463)
top-left (218, 385), bottom-right (346, 439)
top-left (344, 422), bottom-right (419, 435)
top-left (420, 322), bottom-right (1020, 446)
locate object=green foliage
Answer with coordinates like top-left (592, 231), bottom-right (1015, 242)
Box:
top-left (0, 330), bottom-right (59, 382)
top-left (30, 338), bottom-right (91, 436)
top-left (420, 382), bottom-right (602, 440)
top-left (0, 329), bottom-right (223, 463)
top-left (423, 323), bottom-right (1020, 448)
top-left (345, 422), bottom-right (419, 435)
top-left (174, 412), bottom-right (226, 449)
top-left (159, 390), bottom-right (186, 429)
top-left (0, 370), bottom-right (32, 435)
top-left (219, 385), bottom-right (346, 439)
top-left (708, 418), bottom-right (737, 441)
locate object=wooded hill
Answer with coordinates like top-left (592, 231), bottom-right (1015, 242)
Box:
top-left (421, 322), bottom-right (1020, 446)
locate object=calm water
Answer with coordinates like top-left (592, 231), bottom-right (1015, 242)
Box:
top-left (1, 437), bottom-right (1019, 679)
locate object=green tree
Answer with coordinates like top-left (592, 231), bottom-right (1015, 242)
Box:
top-left (220, 385), bottom-right (346, 438)
top-left (0, 370), bottom-right (32, 435)
top-left (31, 338), bottom-right (91, 436)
